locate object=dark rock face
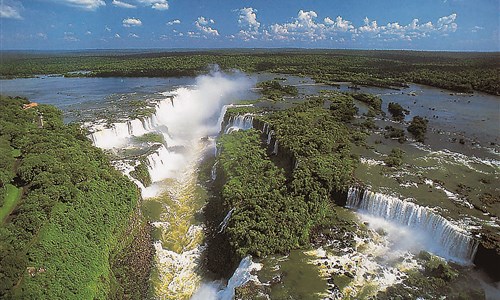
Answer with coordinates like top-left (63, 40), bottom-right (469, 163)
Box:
top-left (473, 227), bottom-right (500, 281)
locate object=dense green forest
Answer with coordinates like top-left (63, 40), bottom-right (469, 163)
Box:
top-left (0, 96), bottom-right (146, 299)
top-left (1, 50), bottom-right (499, 95)
top-left (207, 93), bottom-right (360, 275)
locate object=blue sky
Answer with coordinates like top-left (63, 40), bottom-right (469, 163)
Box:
top-left (0, 0), bottom-right (498, 50)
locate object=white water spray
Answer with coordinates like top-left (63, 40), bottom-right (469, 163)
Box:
top-left (346, 187), bottom-right (478, 264)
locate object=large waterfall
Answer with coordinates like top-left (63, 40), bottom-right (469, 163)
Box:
top-left (86, 71), bottom-right (255, 299)
top-left (346, 187), bottom-right (478, 263)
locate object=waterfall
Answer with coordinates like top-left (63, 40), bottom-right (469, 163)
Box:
top-left (211, 161), bottom-right (218, 181)
top-left (262, 123), bottom-right (269, 134)
top-left (272, 140), bottom-right (279, 155)
top-left (224, 113), bottom-right (254, 134)
top-left (346, 187), bottom-right (478, 263)
top-left (216, 256), bottom-right (261, 300)
top-left (89, 114), bottom-right (159, 149)
top-left (267, 130), bottom-right (274, 145)
top-left (145, 145), bottom-right (186, 183)
top-left (218, 208), bottom-right (234, 233)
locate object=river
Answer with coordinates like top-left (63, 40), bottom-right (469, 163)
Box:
top-left (1, 72), bottom-right (498, 299)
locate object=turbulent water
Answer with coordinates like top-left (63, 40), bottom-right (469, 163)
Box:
top-left (346, 187), bottom-right (478, 264)
top-left (86, 71), bottom-right (260, 299)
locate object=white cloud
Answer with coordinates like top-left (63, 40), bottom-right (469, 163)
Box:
top-left (437, 13), bottom-right (458, 32)
top-left (105, 25), bottom-right (111, 32)
top-left (112, 0), bottom-right (136, 9)
top-left (136, 0), bottom-right (169, 10)
top-left (195, 16), bottom-right (219, 36)
top-left (237, 7), bottom-right (261, 41)
top-left (238, 7), bottom-right (260, 32)
top-left (471, 26), bottom-right (484, 33)
top-left (64, 32), bottom-right (79, 42)
top-left (129, 33), bottom-right (139, 38)
top-left (167, 19), bottom-right (181, 25)
top-left (123, 18), bottom-right (142, 27)
top-left (0, 0), bottom-right (23, 19)
top-left (85, 30), bottom-right (92, 35)
top-left (324, 16), bottom-right (354, 32)
top-left (270, 10), bottom-right (327, 41)
top-left (234, 10), bottom-right (459, 44)
top-left (36, 32), bottom-right (47, 39)
top-left (115, 33), bottom-right (121, 38)
top-left (56, 0), bottom-right (105, 11)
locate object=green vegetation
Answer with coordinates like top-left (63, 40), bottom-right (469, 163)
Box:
top-left (0, 184), bottom-right (21, 223)
top-left (218, 130), bottom-right (307, 257)
top-left (257, 80), bottom-right (298, 101)
top-left (0, 96), bottom-right (142, 299)
top-left (129, 159), bottom-right (152, 187)
top-left (210, 94), bottom-right (360, 272)
top-left (133, 132), bottom-right (164, 144)
top-left (2, 50), bottom-right (498, 95)
top-left (387, 102), bottom-right (409, 121)
top-left (384, 148), bottom-right (404, 167)
top-left (350, 93), bottom-right (383, 112)
top-left (407, 116), bottom-right (429, 143)
top-left (384, 126), bottom-right (406, 143)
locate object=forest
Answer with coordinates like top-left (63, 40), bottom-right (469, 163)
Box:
top-left (1, 50), bottom-right (499, 95)
top-left (207, 92), bottom-right (361, 275)
top-left (0, 96), bottom-right (146, 299)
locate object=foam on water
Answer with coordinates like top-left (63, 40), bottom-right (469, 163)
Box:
top-left (347, 187), bottom-right (478, 264)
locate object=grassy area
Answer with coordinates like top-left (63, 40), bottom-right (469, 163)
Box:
top-left (0, 184), bottom-right (21, 223)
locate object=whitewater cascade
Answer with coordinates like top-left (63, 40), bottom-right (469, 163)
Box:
top-left (218, 208), bottom-right (235, 233)
top-left (87, 71), bottom-right (254, 299)
top-left (224, 113), bottom-right (254, 134)
top-left (346, 187), bottom-right (479, 263)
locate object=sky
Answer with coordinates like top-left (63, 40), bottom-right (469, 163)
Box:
top-left (0, 0), bottom-right (498, 51)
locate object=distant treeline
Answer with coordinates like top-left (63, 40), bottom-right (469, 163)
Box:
top-left (0, 96), bottom-right (145, 299)
top-left (1, 50), bottom-right (499, 95)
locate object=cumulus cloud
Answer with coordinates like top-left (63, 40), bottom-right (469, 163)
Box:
top-left (195, 16), bottom-right (219, 36)
top-left (0, 0), bottom-right (23, 19)
top-left (259, 10), bottom-right (458, 44)
top-left (437, 13), bottom-right (458, 32)
top-left (238, 7), bottom-right (260, 32)
top-left (123, 18), bottom-right (142, 27)
top-left (112, 0), bottom-right (136, 9)
top-left (55, 0), bottom-right (105, 11)
top-left (270, 10), bottom-right (327, 41)
top-left (324, 16), bottom-right (354, 32)
top-left (129, 33), bottom-right (139, 38)
top-left (167, 19), bottom-right (181, 25)
top-left (115, 33), bottom-right (121, 38)
top-left (137, 0), bottom-right (168, 10)
top-left (237, 7), bottom-right (261, 41)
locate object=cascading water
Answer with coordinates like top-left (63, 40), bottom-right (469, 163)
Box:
top-left (87, 70), bottom-right (254, 299)
top-left (272, 140), bottom-right (279, 155)
top-left (224, 114), bottom-right (254, 134)
top-left (346, 187), bottom-right (478, 263)
top-left (89, 115), bottom-right (158, 149)
top-left (266, 130), bottom-right (274, 145)
top-left (218, 208), bottom-right (234, 233)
